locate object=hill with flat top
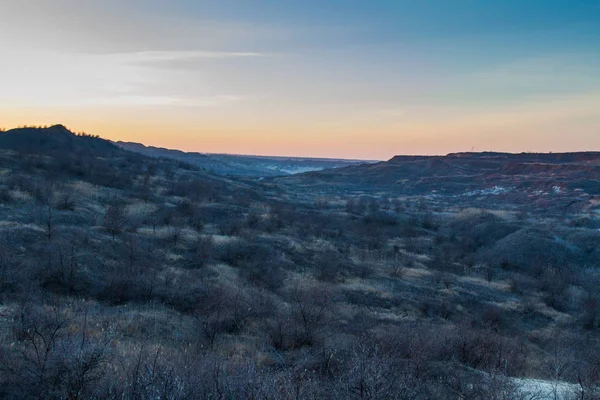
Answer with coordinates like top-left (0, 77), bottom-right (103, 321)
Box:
top-left (276, 152), bottom-right (600, 215)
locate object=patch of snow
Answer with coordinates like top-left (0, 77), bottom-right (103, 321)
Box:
top-left (513, 377), bottom-right (580, 400)
top-left (461, 186), bottom-right (512, 197)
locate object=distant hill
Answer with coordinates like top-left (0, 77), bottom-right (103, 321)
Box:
top-left (276, 151), bottom-right (600, 198)
top-left (0, 125), bottom-right (124, 157)
top-left (392, 151), bottom-right (600, 164)
top-left (116, 141), bottom-right (376, 177)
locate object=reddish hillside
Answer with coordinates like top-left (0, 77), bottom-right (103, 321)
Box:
top-left (277, 152), bottom-right (600, 208)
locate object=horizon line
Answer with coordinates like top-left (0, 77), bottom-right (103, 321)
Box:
top-left (3, 124), bottom-right (600, 161)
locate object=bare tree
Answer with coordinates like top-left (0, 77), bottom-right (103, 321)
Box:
top-left (9, 304), bottom-right (113, 399)
top-left (103, 204), bottom-right (127, 239)
top-left (288, 281), bottom-right (332, 347)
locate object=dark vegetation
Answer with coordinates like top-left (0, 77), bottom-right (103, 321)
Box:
top-left (0, 126), bottom-right (599, 399)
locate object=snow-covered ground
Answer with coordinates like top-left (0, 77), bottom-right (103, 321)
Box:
top-left (513, 377), bottom-right (580, 399)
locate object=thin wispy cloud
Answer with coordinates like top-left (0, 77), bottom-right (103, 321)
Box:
top-left (78, 94), bottom-right (245, 108)
top-left (0, 47), bottom-right (254, 109)
top-left (124, 51), bottom-right (266, 60)
top-left (92, 50), bottom-right (269, 67)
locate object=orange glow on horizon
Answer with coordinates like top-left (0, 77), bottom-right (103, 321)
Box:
top-left (2, 91), bottom-right (600, 160)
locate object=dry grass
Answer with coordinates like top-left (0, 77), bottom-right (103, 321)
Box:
top-left (124, 202), bottom-right (157, 220)
top-left (71, 180), bottom-right (101, 198)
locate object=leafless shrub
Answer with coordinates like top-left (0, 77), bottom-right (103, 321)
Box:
top-left (287, 281), bottom-right (333, 347)
top-left (5, 304), bottom-right (113, 399)
top-left (102, 204), bottom-right (127, 239)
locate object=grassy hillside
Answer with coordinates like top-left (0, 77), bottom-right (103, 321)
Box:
top-left (0, 127), bottom-right (599, 399)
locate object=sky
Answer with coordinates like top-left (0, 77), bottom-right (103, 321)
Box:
top-left (0, 0), bottom-right (599, 160)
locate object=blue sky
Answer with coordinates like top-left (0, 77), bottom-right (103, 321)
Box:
top-left (0, 0), bottom-right (599, 158)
